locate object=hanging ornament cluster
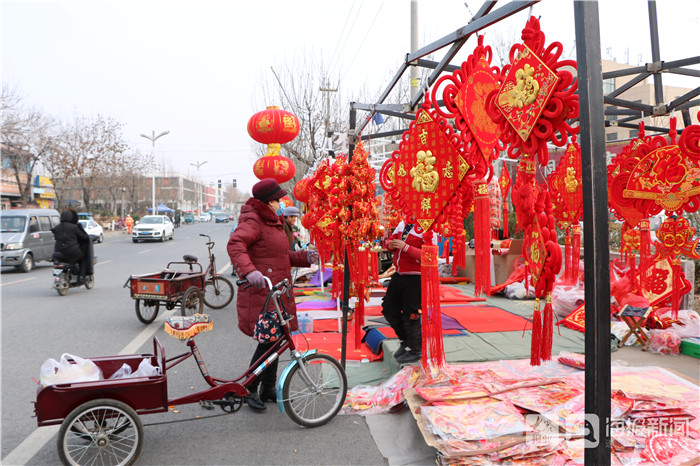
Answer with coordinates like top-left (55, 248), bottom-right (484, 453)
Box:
top-left (293, 177), bottom-right (311, 203)
top-left (248, 106), bottom-right (300, 184)
top-left (609, 114), bottom-right (700, 315)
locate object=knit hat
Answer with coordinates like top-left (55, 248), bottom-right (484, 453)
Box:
top-left (283, 206), bottom-right (300, 217)
top-left (252, 178), bottom-right (287, 203)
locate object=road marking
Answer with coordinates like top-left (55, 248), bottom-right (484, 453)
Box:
top-left (1, 308), bottom-right (175, 465)
top-left (95, 259), bottom-right (112, 266)
top-left (0, 277), bottom-right (36, 286)
top-left (138, 249), bottom-right (151, 254)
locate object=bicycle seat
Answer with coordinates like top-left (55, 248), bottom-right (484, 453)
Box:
top-left (183, 254), bottom-right (198, 263)
top-left (164, 314), bottom-right (213, 340)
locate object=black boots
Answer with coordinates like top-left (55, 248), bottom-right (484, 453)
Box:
top-left (260, 385), bottom-right (277, 402)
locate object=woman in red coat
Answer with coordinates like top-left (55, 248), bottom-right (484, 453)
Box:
top-left (227, 178), bottom-right (316, 411)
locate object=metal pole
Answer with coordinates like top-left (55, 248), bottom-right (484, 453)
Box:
top-left (574, 2), bottom-right (611, 464)
top-left (190, 160), bottom-right (208, 215)
top-left (140, 130), bottom-right (170, 215)
top-left (410, 0), bottom-right (420, 103)
top-left (340, 104), bottom-right (357, 369)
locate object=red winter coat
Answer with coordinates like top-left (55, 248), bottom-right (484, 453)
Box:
top-left (227, 198), bottom-right (309, 337)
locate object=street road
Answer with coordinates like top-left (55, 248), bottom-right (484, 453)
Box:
top-left (1, 222), bottom-right (385, 465)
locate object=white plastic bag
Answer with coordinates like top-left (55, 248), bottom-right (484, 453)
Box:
top-left (40, 353), bottom-right (103, 386)
top-left (108, 363), bottom-right (133, 379)
top-left (131, 358), bottom-right (160, 378)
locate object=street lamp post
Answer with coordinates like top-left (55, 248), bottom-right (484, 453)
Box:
top-left (121, 187), bottom-right (126, 220)
top-left (140, 130), bottom-right (170, 215)
top-left (189, 160), bottom-right (208, 215)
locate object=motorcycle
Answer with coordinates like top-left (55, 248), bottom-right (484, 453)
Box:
top-left (53, 261), bottom-right (94, 296)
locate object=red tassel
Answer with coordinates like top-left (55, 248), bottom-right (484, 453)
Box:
top-left (370, 249), bottom-right (379, 284)
top-left (420, 242), bottom-right (446, 374)
top-left (542, 293), bottom-right (553, 362)
top-left (503, 203), bottom-right (509, 239)
top-left (530, 298), bottom-right (542, 366)
top-left (564, 233), bottom-right (572, 285)
top-left (639, 219), bottom-right (651, 295)
top-left (354, 284), bottom-right (365, 350)
top-left (571, 223), bottom-right (581, 284)
top-left (671, 259), bottom-right (680, 319)
top-left (474, 181), bottom-right (491, 297)
top-left (332, 264), bottom-right (343, 300)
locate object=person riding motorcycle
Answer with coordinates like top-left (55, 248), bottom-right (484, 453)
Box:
top-left (51, 209), bottom-right (91, 282)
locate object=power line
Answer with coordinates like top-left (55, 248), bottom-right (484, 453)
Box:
top-left (339, 1), bottom-right (386, 85)
top-left (328, 3), bottom-right (357, 73)
top-left (328, 0), bottom-right (366, 79)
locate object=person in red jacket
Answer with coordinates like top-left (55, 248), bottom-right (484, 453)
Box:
top-left (381, 221), bottom-right (436, 364)
top-left (227, 178), bottom-right (316, 411)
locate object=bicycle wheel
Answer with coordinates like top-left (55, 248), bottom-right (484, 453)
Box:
top-left (203, 276), bottom-right (234, 309)
top-left (134, 299), bottom-right (159, 324)
top-left (180, 286), bottom-right (204, 316)
top-left (58, 398), bottom-right (143, 466)
top-left (282, 353), bottom-right (347, 428)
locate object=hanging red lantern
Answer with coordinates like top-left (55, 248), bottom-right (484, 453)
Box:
top-left (247, 106), bottom-right (300, 145)
top-left (293, 177), bottom-right (311, 203)
top-left (253, 154), bottom-right (296, 184)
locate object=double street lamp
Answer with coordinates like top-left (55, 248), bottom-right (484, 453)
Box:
top-left (140, 130), bottom-right (170, 215)
top-left (189, 160), bottom-right (208, 215)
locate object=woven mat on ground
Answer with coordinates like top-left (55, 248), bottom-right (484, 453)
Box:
top-left (440, 305), bottom-right (532, 333)
top-left (292, 329), bottom-right (382, 361)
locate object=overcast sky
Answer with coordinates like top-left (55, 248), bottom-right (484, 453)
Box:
top-left (3, 0), bottom-right (698, 195)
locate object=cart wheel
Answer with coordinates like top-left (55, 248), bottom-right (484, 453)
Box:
top-left (84, 275), bottom-right (95, 290)
top-left (135, 299), bottom-right (159, 324)
top-left (203, 276), bottom-right (235, 309)
top-left (56, 275), bottom-right (69, 296)
top-left (282, 353), bottom-right (347, 428)
top-left (180, 286), bottom-right (204, 317)
top-left (58, 398), bottom-right (143, 466)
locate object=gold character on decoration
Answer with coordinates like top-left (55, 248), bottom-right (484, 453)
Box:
top-left (282, 115), bottom-right (297, 132)
top-left (397, 163), bottom-right (407, 177)
top-left (443, 161), bottom-right (454, 179)
top-left (421, 197), bottom-right (431, 214)
top-left (419, 128), bottom-right (428, 145)
top-left (410, 150), bottom-right (439, 193)
top-left (507, 63), bottom-right (540, 109)
top-left (564, 167), bottom-right (578, 193)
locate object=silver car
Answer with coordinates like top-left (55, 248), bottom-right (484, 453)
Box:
top-left (1, 208), bottom-right (61, 272)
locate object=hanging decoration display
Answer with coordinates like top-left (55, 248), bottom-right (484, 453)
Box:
top-left (248, 106), bottom-right (300, 184)
top-left (485, 16), bottom-right (579, 166)
top-left (548, 137), bottom-right (583, 285)
top-left (609, 115), bottom-right (700, 315)
top-left (293, 177), bottom-right (311, 203)
top-left (430, 34), bottom-right (503, 296)
top-left (379, 94), bottom-right (472, 373)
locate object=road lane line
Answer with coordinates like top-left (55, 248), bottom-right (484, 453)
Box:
top-left (0, 277), bottom-right (36, 286)
top-left (1, 308), bottom-right (175, 465)
top-left (138, 249), bottom-right (152, 254)
top-left (1, 425), bottom-right (60, 466)
top-left (95, 259), bottom-right (112, 266)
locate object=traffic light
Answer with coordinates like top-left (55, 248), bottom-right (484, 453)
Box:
top-left (218, 179), bottom-right (222, 189)
top-left (232, 179), bottom-right (237, 188)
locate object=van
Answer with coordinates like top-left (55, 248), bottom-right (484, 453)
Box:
top-left (1, 208), bottom-right (61, 272)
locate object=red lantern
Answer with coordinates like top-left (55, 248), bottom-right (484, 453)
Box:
top-left (247, 106), bottom-right (300, 146)
top-left (293, 178), bottom-right (311, 203)
top-left (253, 154), bottom-right (296, 184)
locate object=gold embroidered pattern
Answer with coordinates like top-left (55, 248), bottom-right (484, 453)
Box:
top-left (410, 150), bottom-right (439, 193)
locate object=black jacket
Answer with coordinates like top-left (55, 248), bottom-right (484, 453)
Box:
top-left (52, 211), bottom-right (90, 264)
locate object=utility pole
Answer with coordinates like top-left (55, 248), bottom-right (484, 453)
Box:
top-left (320, 84), bottom-right (338, 155)
top-left (410, 0), bottom-right (420, 104)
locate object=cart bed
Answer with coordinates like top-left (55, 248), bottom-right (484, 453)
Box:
top-left (128, 264), bottom-right (204, 301)
top-left (35, 337), bottom-right (167, 426)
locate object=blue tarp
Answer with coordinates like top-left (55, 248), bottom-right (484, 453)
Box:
top-left (147, 203), bottom-right (175, 213)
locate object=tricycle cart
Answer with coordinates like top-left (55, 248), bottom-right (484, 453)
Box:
top-left (36, 279), bottom-right (347, 465)
top-left (125, 261), bottom-right (205, 324)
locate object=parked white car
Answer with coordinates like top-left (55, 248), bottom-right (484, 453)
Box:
top-left (132, 215), bottom-right (174, 243)
top-left (78, 219), bottom-right (104, 243)
top-left (198, 214), bottom-right (210, 222)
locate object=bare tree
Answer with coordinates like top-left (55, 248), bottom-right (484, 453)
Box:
top-left (49, 114), bottom-right (129, 213)
top-left (1, 85), bottom-right (59, 205)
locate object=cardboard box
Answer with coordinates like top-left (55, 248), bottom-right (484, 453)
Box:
top-left (455, 239), bottom-right (523, 286)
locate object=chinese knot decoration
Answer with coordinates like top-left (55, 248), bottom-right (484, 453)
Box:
top-left (248, 106), bottom-right (300, 184)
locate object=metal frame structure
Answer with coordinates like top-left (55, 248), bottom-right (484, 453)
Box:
top-left (339, 1), bottom-right (699, 464)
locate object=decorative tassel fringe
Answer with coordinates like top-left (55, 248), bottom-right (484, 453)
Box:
top-left (530, 298), bottom-right (542, 366)
top-left (452, 234), bottom-right (466, 276)
top-left (542, 293), bottom-right (553, 362)
top-left (571, 224), bottom-right (581, 284)
top-left (564, 233), bottom-right (572, 285)
top-left (332, 264), bottom-right (344, 300)
top-left (354, 284), bottom-right (365, 350)
top-left (370, 250), bottom-right (379, 284)
top-left (503, 203), bottom-right (509, 239)
top-left (474, 181), bottom-right (491, 297)
top-left (639, 219), bottom-right (651, 295)
top-left (671, 259), bottom-right (681, 319)
top-left (421, 243), bottom-right (446, 377)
